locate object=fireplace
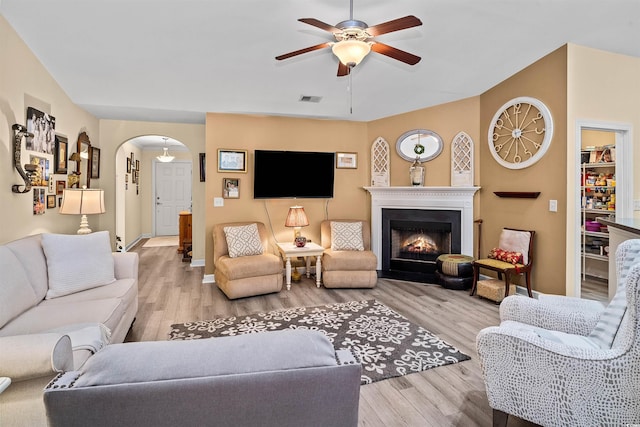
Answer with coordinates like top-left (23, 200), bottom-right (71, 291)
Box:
top-left (365, 186), bottom-right (480, 284)
top-left (382, 208), bottom-right (461, 282)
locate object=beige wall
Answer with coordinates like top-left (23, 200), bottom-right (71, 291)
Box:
top-left (205, 113), bottom-right (369, 273)
top-left (367, 97), bottom-right (482, 188)
top-left (565, 44), bottom-right (640, 293)
top-left (0, 16), bottom-right (100, 243)
top-left (479, 46), bottom-right (568, 294)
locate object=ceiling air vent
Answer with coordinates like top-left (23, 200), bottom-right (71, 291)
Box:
top-left (299, 95), bottom-right (322, 103)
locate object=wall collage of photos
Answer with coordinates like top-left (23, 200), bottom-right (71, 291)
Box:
top-left (125, 151), bottom-right (141, 195)
top-left (24, 106), bottom-right (99, 215)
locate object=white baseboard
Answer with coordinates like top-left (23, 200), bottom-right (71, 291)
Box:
top-left (190, 258), bottom-right (205, 267)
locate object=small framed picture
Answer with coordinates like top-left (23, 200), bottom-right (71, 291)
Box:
top-left (336, 152), bottom-right (358, 169)
top-left (126, 157), bottom-right (131, 173)
top-left (199, 153), bottom-right (206, 182)
top-left (46, 194), bottom-right (56, 209)
top-left (54, 135), bottom-right (68, 174)
top-left (56, 180), bottom-right (65, 195)
top-left (90, 147), bottom-right (100, 179)
top-left (135, 160), bottom-right (140, 171)
top-left (223, 178), bottom-right (240, 198)
top-left (218, 149), bottom-right (248, 173)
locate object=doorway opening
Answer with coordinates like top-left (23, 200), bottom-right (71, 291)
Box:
top-left (115, 135), bottom-right (191, 251)
top-left (573, 121), bottom-right (633, 302)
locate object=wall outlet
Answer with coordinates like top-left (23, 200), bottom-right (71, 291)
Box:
top-left (549, 199), bottom-right (558, 212)
top-left (213, 197), bottom-right (224, 207)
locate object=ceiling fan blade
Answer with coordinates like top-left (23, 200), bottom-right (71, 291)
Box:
top-left (370, 42), bottom-right (421, 65)
top-left (275, 42), bottom-right (331, 61)
top-left (337, 62), bottom-right (351, 77)
top-left (298, 18), bottom-right (340, 33)
top-left (366, 15), bottom-right (422, 37)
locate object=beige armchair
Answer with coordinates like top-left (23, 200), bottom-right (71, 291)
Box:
top-left (213, 222), bottom-right (283, 299)
top-left (320, 220), bottom-right (377, 288)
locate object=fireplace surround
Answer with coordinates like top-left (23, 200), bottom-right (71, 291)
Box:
top-left (365, 186), bottom-right (480, 283)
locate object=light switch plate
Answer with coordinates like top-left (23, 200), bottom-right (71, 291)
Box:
top-left (213, 197), bottom-right (224, 207)
top-left (635, 200), bottom-right (640, 211)
top-left (549, 199), bottom-right (558, 212)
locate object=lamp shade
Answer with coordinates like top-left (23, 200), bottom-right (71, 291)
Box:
top-left (331, 40), bottom-right (371, 67)
top-left (59, 188), bottom-right (105, 215)
top-left (284, 206), bottom-right (309, 228)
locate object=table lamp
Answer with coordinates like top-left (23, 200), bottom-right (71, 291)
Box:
top-left (59, 187), bottom-right (106, 234)
top-left (284, 205), bottom-right (309, 246)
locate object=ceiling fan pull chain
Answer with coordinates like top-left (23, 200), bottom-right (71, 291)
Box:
top-left (349, 70), bottom-right (353, 114)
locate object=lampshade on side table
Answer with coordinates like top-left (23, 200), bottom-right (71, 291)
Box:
top-left (59, 188), bottom-right (106, 234)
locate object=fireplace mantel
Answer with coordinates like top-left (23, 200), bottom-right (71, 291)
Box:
top-left (364, 186), bottom-right (480, 271)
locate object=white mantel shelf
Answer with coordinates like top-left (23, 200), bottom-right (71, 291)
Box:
top-left (364, 186), bottom-right (481, 270)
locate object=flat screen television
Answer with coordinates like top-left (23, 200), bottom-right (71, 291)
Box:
top-left (253, 150), bottom-right (335, 199)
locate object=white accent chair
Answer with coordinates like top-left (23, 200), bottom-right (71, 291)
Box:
top-left (476, 239), bottom-right (640, 426)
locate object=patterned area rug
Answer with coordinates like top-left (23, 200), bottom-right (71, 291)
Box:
top-left (169, 299), bottom-right (470, 385)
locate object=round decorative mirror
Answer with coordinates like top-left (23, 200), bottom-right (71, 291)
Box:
top-left (396, 129), bottom-right (444, 162)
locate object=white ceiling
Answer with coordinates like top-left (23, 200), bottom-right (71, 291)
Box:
top-left (2, 0), bottom-right (640, 125)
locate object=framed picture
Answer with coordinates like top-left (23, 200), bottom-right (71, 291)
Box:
top-left (217, 149), bottom-right (247, 173)
top-left (223, 178), bottom-right (240, 198)
top-left (130, 152), bottom-right (134, 164)
top-left (134, 170), bottom-right (139, 185)
top-left (199, 153), bottom-right (206, 182)
top-left (46, 194), bottom-right (56, 209)
top-left (126, 157), bottom-right (132, 173)
top-left (29, 155), bottom-right (49, 187)
top-left (33, 188), bottom-right (45, 215)
top-left (336, 152), bottom-right (358, 169)
top-left (54, 135), bottom-right (68, 174)
top-left (90, 147), bottom-right (100, 179)
top-left (135, 160), bottom-right (140, 171)
top-left (26, 107), bottom-right (55, 154)
top-left (56, 180), bottom-right (65, 195)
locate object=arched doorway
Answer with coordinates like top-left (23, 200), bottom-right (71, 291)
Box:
top-left (115, 135), bottom-right (191, 251)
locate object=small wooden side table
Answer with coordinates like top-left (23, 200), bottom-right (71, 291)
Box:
top-left (276, 242), bottom-right (325, 290)
top-left (178, 211), bottom-right (192, 254)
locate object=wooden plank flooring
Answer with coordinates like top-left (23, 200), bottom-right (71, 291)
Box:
top-left (126, 242), bottom-right (538, 427)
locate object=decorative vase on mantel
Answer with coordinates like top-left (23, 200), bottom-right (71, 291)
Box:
top-left (409, 158), bottom-right (425, 186)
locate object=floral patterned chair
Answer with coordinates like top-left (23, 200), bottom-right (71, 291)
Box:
top-left (476, 239), bottom-right (640, 426)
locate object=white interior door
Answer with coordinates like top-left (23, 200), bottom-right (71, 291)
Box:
top-left (155, 161), bottom-right (192, 236)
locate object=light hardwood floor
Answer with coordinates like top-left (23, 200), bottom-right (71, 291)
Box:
top-left (126, 242), bottom-right (538, 427)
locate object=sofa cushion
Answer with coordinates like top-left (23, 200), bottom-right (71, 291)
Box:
top-left (5, 234), bottom-right (49, 300)
top-left (331, 221), bottom-right (364, 251)
top-left (42, 231), bottom-right (116, 299)
top-left (0, 297), bottom-right (124, 338)
top-left (0, 247), bottom-right (39, 328)
top-left (322, 249), bottom-right (377, 271)
top-left (215, 253), bottom-right (282, 280)
top-left (74, 330), bottom-right (336, 387)
top-left (223, 223), bottom-right (264, 258)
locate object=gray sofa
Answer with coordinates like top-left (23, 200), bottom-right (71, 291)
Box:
top-left (44, 330), bottom-right (362, 427)
top-left (0, 232), bottom-right (138, 426)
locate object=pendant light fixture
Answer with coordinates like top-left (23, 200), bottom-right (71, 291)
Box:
top-left (156, 137), bottom-right (175, 163)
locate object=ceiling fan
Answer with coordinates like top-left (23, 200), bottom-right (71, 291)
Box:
top-left (275, 0), bottom-right (423, 76)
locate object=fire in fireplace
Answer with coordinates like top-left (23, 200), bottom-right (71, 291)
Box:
top-left (382, 209), bottom-right (461, 283)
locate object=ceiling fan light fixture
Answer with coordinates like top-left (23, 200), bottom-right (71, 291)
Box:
top-left (332, 39), bottom-right (371, 67)
top-left (156, 137), bottom-right (175, 163)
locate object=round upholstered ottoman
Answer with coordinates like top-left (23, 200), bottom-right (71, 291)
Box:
top-left (435, 254), bottom-right (474, 290)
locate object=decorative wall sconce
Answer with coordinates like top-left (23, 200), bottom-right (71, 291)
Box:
top-left (11, 124), bottom-right (35, 193)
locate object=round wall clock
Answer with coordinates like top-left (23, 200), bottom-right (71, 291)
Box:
top-left (487, 96), bottom-right (553, 169)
